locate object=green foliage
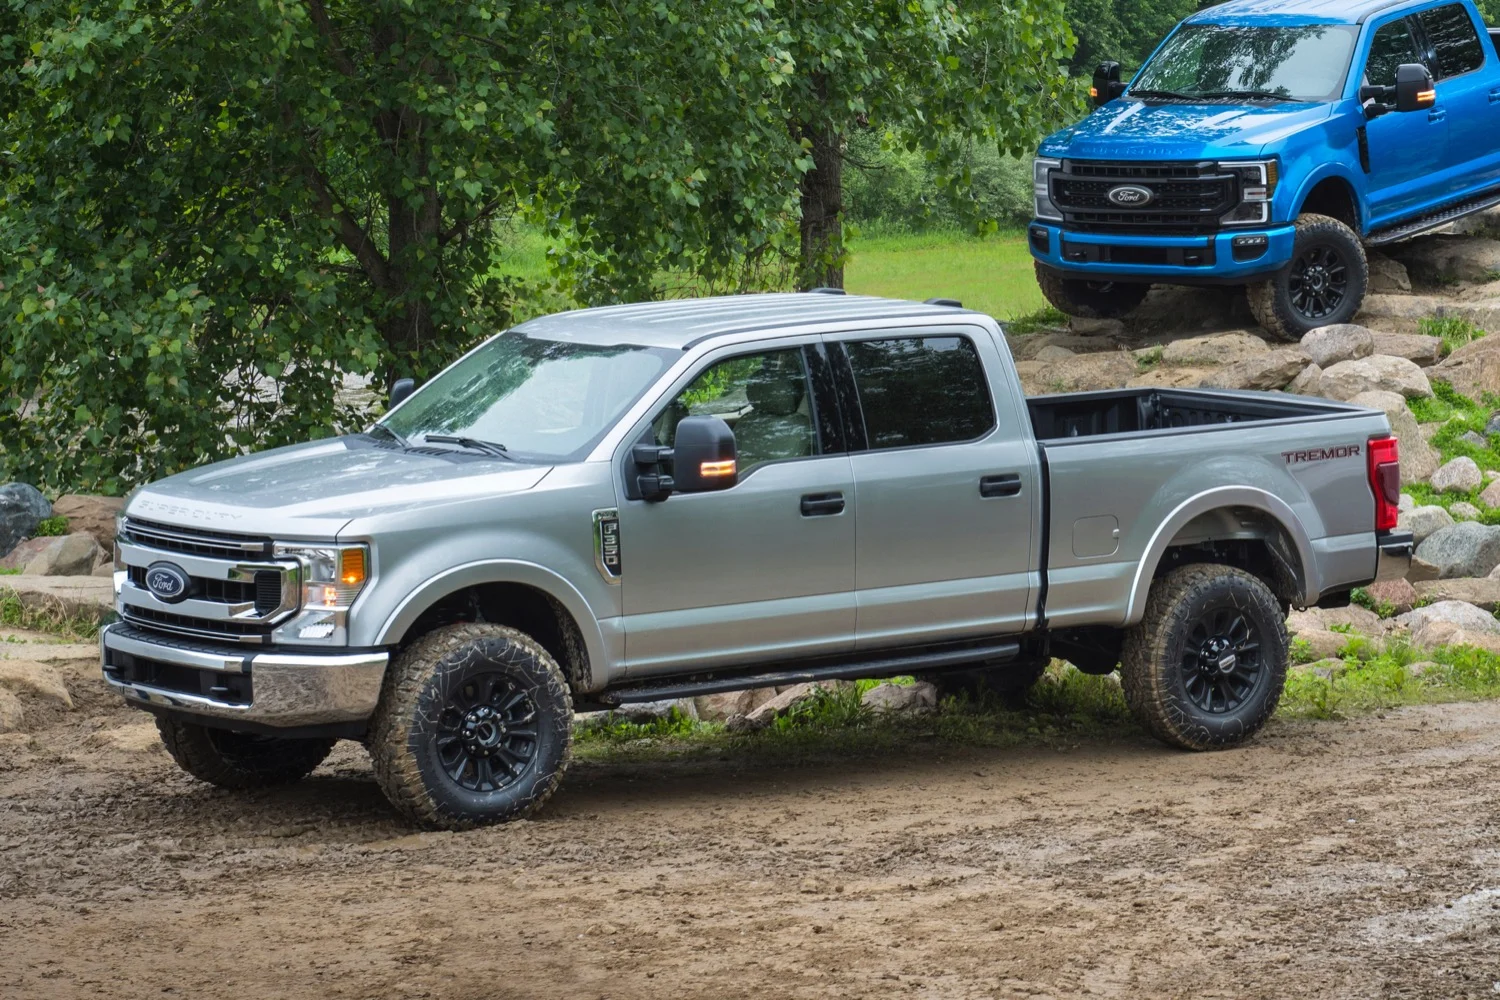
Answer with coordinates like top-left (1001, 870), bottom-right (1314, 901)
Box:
top-left (843, 133), bottom-right (1034, 233)
top-left (1063, 0), bottom-right (1200, 73)
top-left (33, 515), bottom-right (67, 537)
top-left (1419, 314), bottom-right (1487, 357)
top-left (1289, 637), bottom-right (1316, 665)
top-left (1351, 587), bottom-right (1398, 619)
top-left (1404, 381), bottom-right (1500, 521)
top-left (1004, 306), bottom-right (1069, 335)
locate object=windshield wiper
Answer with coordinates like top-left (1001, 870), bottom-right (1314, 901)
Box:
top-left (423, 434), bottom-right (515, 459)
top-left (1129, 88), bottom-right (1202, 101)
top-left (1194, 89), bottom-right (1293, 101)
top-left (367, 423), bottom-right (409, 448)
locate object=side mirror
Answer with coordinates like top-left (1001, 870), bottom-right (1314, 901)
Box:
top-left (1395, 62), bottom-right (1436, 113)
top-left (671, 415), bottom-right (737, 494)
top-left (1091, 61), bottom-right (1125, 107)
top-left (389, 377), bottom-right (416, 409)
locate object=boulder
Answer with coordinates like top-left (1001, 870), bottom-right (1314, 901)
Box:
top-left (1285, 363), bottom-right (1324, 396)
top-left (1460, 429), bottom-right (1489, 448)
top-left (1399, 493), bottom-right (1416, 512)
top-left (1388, 235), bottom-right (1500, 285)
top-left (1033, 352), bottom-right (1138, 394)
top-left (1366, 254), bottom-right (1412, 294)
top-left (1431, 457), bottom-right (1483, 494)
top-left (50, 495), bottom-right (125, 552)
top-left (1301, 324), bottom-right (1375, 367)
top-left (1319, 355), bottom-right (1434, 400)
top-left (1369, 332), bottom-right (1444, 366)
top-left (1032, 345), bottom-right (1076, 363)
top-left (0, 689), bottom-right (22, 733)
top-left (1414, 521), bottom-right (1500, 579)
top-left (1348, 390), bottom-right (1439, 484)
top-left (5, 534), bottom-right (102, 577)
top-left (1199, 348), bottom-right (1309, 391)
top-left (1159, 331), bottom-right (1270, 366)
top-left (1398, 505), bottom-right (1455, 544)
top-left (1479, 479), bottom-right (1500, 509)
top-left (1413, 577), bottom-right (1500, 612)
top-left (1451, 501), bottom-right (1483, 521)
top-left (1126, 367), bottom-right (1216, 389)
top-left (1317, 605), bottom-right (1385, 633)
top-left (693, 689), bottom-right (778, 722)
top-left (742, 681), bottom-right (850, 727)
top-left (0, 574), bottom-right (115, 621)
top-left (1362, 578), bottom-right (1418, 615)
top-left (613, 699), bottom-right (698, 725)
top-left (0, 660), bottom-right (72, 708)
top-left (1406, 623), bottom-right (1500, 655)
top-left (0, 484), bottom-right (51, 559)
top-left (861, 681), bottom-right (939, 715)
top-left (1408, 556), bottom-right (1442, 583)
top-left (1069, 317), bottom-right (1126, 338)
top-left (1487, 412), bottom-right (1500, 436)
top-left (1396, 600), bottom-right (1500, 648)
top-left (1429, 336), bottom-right (1500, 402)
top-left (1294, 629), bottom-right (1352, 661)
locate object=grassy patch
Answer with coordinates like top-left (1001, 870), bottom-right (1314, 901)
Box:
top-left (844, 229), bottom-right (1045, 320)
top-left (1405, 381), bottom-right (1500, 518)
top-left (1281, 641), bottom-right (1500, 719)
top-left (0, 588), bottom-right (102, 642)
top-left (1419, 313), bottom-right (1487, 357)
top-left (1005, 305), bottom-right (1068, 336)
top-left (33, 516), bottom-right (68, 537)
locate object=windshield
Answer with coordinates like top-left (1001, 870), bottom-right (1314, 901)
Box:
top-left (379, 333), bottom-right (678, 463)
top-left (1131, 23), bottom-right (1358, 103)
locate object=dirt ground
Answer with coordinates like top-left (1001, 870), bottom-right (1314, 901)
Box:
top-left (2, 694), bottom-right (1499, 1000)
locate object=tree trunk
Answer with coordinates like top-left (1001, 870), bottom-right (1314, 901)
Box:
top-left (797, 118), bottom-right (844, 292)
top-left (382, 183), bottom-right (441, 367)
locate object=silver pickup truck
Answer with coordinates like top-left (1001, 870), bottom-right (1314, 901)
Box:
top-left (101, 293), bottom-right (1413, 828)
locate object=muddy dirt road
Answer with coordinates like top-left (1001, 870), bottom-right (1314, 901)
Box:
top-left (2, 697), bottom-right (1498, 1000)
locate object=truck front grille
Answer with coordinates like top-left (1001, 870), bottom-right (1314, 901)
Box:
top-left (1051, 160), bottom-right (1237, 234)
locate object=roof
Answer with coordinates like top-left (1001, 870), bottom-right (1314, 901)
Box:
top-left (511, 293), bottom-right (983, 350)
top-left (1188, 0), bottom-right (1409, 25)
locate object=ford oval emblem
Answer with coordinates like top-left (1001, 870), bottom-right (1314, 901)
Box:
top-left (144, 562), bottom-right (192, 604)
top-left (1106, 184), bottom-right (1154, 207)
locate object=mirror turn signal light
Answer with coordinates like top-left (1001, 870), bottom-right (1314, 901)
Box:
top-left (1417, 89), bottom-right (1436, 105)
top-left (340, 548), bottom-right (367, 586)
top-left (699, 459), bottom-right (737, 479)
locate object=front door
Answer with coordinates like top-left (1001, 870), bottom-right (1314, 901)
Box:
top-left (1361, 14), bottom-right (1448, 226)
top-left (615, 341), bottom-right (856, 677)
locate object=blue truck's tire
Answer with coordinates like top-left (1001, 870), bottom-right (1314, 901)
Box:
top-left (369, 623), bottom-right (573, 830)
top-left (1246, 213), bottom-right (1367, 341)
top-left (1034, 263), bottom-right (1150, 320)
top-left (1119, 563), bottom-right (1288, 752)
top-left (155, 717), bottom-right (336, 789)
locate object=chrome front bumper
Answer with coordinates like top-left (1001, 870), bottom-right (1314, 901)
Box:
top-left (1374, 530), bottom-right (1415, 583)
top-left (100, 623), bottom-right (388, 730)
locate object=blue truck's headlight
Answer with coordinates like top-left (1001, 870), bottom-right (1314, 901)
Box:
top-left (1219, 160), bottom-right (1279, 226)
top-left (1034, 157), bottom-right (1063, 222)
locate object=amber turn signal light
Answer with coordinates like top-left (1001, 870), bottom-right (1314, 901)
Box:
top-left (340, 547), bottom-right (367, 586)
top-left (699, 460), bottom-right (737, 479)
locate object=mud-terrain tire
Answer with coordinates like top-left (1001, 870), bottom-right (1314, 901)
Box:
top-left (922, 658), bottom-right (1050, 707)
top-left (1034, 262), bottom-right (1150, 319)
top-left (369, 623), bottom-right (572, 830)
top-left (1120, 564), bottom-right (1288, 751)
top-left (1246, 213), bottom-right (1367, 341)
top-left (155, 717), bottom-right (336, 789)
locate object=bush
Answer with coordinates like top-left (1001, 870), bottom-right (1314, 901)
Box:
top-left (33, 516), bottom-right (69, 538)
top-left (843, 131), bottom-right (1034, 235)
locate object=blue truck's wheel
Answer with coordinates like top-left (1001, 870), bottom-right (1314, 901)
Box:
top-left (369, 623), bottom-right (573, 830)
top-left (1119, 563), bottom-right (1288, 752)
top-left (1034, 263), bottom-right (1150, 320)
top-left (1247, 213), bottom-right (1367, 341)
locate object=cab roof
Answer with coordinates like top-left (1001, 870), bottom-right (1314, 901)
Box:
top-left (512, 293), bottom-right (984, 350)
top-left (1188, 0), bottom-right (1409, 25)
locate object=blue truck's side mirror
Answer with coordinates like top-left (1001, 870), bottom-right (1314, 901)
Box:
top-left (1394, 62), bottom-right (1436, 113)
top-left (1091, 61), bottom-right (1126, 107)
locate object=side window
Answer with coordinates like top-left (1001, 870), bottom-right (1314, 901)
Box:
top-left (1366, 19), bottom-right (1423, 87)
top-left (843, 336), bottom-right (995, 450)
top-left (1417, 4), bottom-right (1485, 79)
top-left (651, 348), bottom-right (818, 472)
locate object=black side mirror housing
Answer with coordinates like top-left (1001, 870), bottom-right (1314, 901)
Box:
top-left (1092, 61), bottom-right (1125, 107)
top-left (389, 377), bottom-right (416, 409)
top-left (1395, 62), bottom-right (1436, 113)
top-left (671, 415), bottom-right (737, 494)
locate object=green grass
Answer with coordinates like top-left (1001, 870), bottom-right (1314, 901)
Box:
top-left (844, 229), bottom-right (1046, 320)
top-left (1419, 313), bottom-right (1487, 357)
top-left (1405, 381), bottom-right (1500, 519)
top-left (0, 587), bottom-right (103, 642)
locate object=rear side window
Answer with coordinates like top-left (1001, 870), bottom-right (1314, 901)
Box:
top-left (843, 336), bottom-right (995, 450)
top-left (1417, 4), bottom-right (1485, 79)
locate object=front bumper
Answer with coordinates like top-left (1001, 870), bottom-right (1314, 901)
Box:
top-left (1028, 222), bottom-right (1297, 284)
top-left (100, 623), bottom-right (388, 732)
top-left (1374, 530), bottom-right (1415, 583)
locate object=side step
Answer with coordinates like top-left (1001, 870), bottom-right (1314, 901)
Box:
top-left (597, 639), bottom-right (1022, 706)
top-left (1367, 188), bottom-right (1500, 245)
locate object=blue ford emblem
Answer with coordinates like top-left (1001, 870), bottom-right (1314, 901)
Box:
top-left (144, 562), bottom-right (192, 603)
top-left (1107, 184), bottom-right (1154, 207)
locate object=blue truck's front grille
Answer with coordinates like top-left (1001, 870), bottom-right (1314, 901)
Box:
top-left (1052, 160), bottom-right (1237, 234)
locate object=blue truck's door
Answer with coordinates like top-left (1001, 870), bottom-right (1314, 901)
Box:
top-left (1362, 14), bottom-right (1449, 225)
top-left (1414, 2), bottom-right (1500, 198)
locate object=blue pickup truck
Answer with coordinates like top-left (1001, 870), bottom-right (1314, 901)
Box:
top-left (1030, 0), bottom-right (1500, 338)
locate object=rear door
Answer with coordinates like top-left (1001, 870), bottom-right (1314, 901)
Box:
top-left (826, 325), bottom-right (1041, 652)
top-left (1412, 2), bottom-right (1500, 198)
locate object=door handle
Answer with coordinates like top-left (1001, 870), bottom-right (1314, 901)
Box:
top-left (980, 473), bottom-right (1023, 499)
top-left (800, 492), bottom-right (846, 517)
top-left (1489, 87), bottom-right (1500, 104)
top-left (1429, 107), bottom-right (1447, 122)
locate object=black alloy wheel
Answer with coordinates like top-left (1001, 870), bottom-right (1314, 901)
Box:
top-left (1179, 603), bottom-right (1265, 715)
top-left (1287, 243), bottom-right (1348, 322)
top-left (436, 673), bottom-right (540, 793)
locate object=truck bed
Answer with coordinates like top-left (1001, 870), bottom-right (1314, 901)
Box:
top-left (1026, 387), bottom-right (1354, 442)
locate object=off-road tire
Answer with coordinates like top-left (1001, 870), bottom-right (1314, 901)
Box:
top-left (1246, 213), bottom-right (1367, 341)
top-left (922, 658), bottom-right (1050, 707)
top-left (1120, 564), bottom-right (1288, 751)
top-left (369, 623), bottom-right (572, 830)
top-left (1035, 262), bottom-right (1151, 319)
top-left (155, 717), bottom-right (336, 789)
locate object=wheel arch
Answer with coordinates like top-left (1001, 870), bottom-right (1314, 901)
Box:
top-left (1124, 488), bottom-right (1316, 625)
top-left (374, 560), bottom-right (610, 693)
top-left (1292, 169), bottom-right (1363, 233)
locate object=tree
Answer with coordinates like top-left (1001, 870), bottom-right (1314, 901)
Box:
top-left (0, 0), bottom-right (803, 492)
top-left (772, 1), bottom-right (1079, 290)
top-left (1063, 0), bottom-right (1199, 73)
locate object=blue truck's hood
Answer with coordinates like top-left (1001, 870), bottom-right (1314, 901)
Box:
top-left (1042, 100), bottom-right (1333, 160)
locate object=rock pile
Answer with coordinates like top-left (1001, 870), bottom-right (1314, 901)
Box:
top-left (0, 486), bottom-right (118, 577)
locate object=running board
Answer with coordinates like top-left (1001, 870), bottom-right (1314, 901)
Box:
top-left (597, 640), bottom-right (1023, 706)
top-left (1367, 189), bottom-right (1500, 245)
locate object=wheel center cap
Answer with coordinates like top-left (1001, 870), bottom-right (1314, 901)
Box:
top-left (1307, 268), bottom-right (1326, 291)
top-left (463, 706), bottom-right (506, 751)
top-left (1201, 637), bottom-right (1238, 675)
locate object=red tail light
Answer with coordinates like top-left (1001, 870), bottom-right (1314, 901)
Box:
top-left (1368, 436), bottom-right (1401, 532)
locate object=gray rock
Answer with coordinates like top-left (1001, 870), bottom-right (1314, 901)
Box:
top-left (1460, 430), bottom-right (1489, 448)
top-left (694, 688), bottom-right (779, 722)
top-left (1429, 336), bottom-right (1500, 402)
top-left (861, 681), bottom-right (939, 715)
top-left (1479, 480), bottom-right (1500, 509)
top-left (1398, 505), bottom-right (1455, 544)
top-left (1451, 501), bottom-right (1483, 521)
top-left (1362, 578), bottom-right (1418, 615)
top-left (1319, 355), bottom-right (1434, 400)
top-left (1366, 254), bottom-right (1412, 294)
top-left (1396, 600), bottom-right (1500, 648)
top-left (1199, 348), bottom-right (1310, 391)
top-left (50, 494), bottom-right (125, 552)
top-left (1159, 332), bottom-right (1270, 366)
top-left (1399, 493), bottom-right (1417, 512)
top-left (1414, 521), bottom-right (1500, 579)
top-left (9, 534), bottom-right (102, 577)
top-left (1413, 577), bottom-right (1500, 612)
top-left (743, 681), bottom-right (851, 727)
top-left (1032, 345), bottom-right (1076, 363)
top-left (1431, 457), bottom-right (1483, 493)
top-left (1301, 324), bottom-right (1375, 367)
top-left (1285, 363), bottom-right (1324, 395)
top-left (1408, 556), bottom-right (1442, 583)
top-left (1487, 412), bottom-right (1500, 436)
top-left (0, 484), bottom-right (51, 559)
top-left (613, 699), bottom-right (698, 725)
top-left (1348, 391), bottom-right (1439, 485)
top-left (1370, 332), bottom-right (1444, 367)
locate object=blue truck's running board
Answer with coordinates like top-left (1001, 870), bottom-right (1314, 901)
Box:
top-left (1367, 188), bottom-right (1500, 246)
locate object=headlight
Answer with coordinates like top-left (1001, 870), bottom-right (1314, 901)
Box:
top-left (1033, 157), bottom-right (1063, 222)
top-left (1220, 160), bottom-right (1279, 226)
top-left (271, 543), bottom-right (370, 644)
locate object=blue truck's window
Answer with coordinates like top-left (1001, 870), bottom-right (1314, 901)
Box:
top-left (1131, 24), bottom-right (1358, 102)
top-left (1366, 20), bottom-right (1424, 87)
top-left (1417, 4), bottom-right (1485, 79)
top-left (843, 336), bottom-right (994, 451)
top-left (652, 348), bottom-right (819, 472)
